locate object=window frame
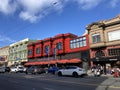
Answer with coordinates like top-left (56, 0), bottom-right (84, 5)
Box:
top-left (36, 47), bottom-right (40, 54)
top-left (44, 45), bottom-right (50, 55)
top-left (28, 49), bottom-right (33, 56)
top-left (92, 33), bottom-right (100, 43)
top-left (70, 36), bottom-right (87, 49)
top-left (56, 42), bottom-right (62, 50)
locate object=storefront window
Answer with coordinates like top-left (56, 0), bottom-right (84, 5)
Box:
top-left (108, 48), bottom-right (120, 56)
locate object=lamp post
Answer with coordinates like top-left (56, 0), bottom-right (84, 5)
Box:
top-left (53, 44), bottom-right (58, 67)
top-left (46, 45), bottom-right (50, 67)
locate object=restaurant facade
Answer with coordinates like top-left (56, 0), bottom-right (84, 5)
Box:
top-left (25, 33), bottom-right (90, 70)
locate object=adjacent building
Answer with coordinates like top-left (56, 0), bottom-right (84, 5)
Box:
top-left (26, 33), bottom-right (90, 70)
top-left (87, 15), bottom-right (120, 72)
top-left (8, 38), bottom-right (36, 66)
top-left (0, 46), bottom-right (9, 66)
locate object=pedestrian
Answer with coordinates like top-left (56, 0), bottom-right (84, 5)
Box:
top-left (111, 68), bottom-right (114, 75)
top-left (113, 68), bottom-right (119, 77)
top-left (96, 69), bottom-right (100, 77)
top-left (94, 68), bottom-right (97, 77)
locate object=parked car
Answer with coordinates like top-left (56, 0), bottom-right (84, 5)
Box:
top-left (10, 66), bottom-right (25, 73)
top-left (0, 67), bottom-right (5, 73)
top-left (48, 66), bottom-right (59, 74)
top-left (57, 66), bottom-right (87, 77)
top-left (5, 67), bottom-right (10, 72)
top-left (26, 66), bottom-right (46, 74)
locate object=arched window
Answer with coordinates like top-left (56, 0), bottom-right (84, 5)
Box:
top-left (28, 49), bottom-right (33, 56)
top-left (56, 42), bottom-right (62, 50)
top-left (36, 47), bottom-right (40, 54)
top-left (44, 45), bottom-right (50, 55)
top-left (95, 50), bottom-right (105, 57)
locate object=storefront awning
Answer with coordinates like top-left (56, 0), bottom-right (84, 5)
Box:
top-left (24, 58), bottom-right (81, 66)
top-left (24, 61), bottom-right (49, 66)
top-left (57, 59), bottom-right (68, 64)
top-left (24, 62), bottom-right (37, 66)
top-left (67, 58), bottom-right (81, 63)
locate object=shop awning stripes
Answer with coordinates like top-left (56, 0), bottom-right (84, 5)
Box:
top-left (24, 58), bottom-right (81, 66)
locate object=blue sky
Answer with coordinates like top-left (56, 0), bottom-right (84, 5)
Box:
top-left (0, 0), bottom-right (120, 47)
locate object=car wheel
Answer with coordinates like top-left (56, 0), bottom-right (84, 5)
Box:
top-left (58, 72), bottom-right (62, 76)
top-left (72, 72), bottom-right (78, 78)
top-left (26, 71), bottom-right (28, 74)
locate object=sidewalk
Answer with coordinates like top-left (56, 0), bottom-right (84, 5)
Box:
top-left (96, 77), bottom-right (120, 90)
top-left (87, 70), bottom-right (113, 77)
top-left (87, 70), bottom-right (120, 90)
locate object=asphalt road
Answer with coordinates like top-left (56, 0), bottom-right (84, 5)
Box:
top-left (0, 73), bottom-right (118, 90)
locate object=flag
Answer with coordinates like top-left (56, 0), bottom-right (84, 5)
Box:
top-left (45, 45), bottom-right (50, 55)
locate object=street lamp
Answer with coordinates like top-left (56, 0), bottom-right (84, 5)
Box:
top-left (53, 44), bottom-right (58, 67)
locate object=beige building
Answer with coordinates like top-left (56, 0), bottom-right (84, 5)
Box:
top-left (87, 14), bottom-right (120, 73)
top-left (8, 38), bottom-right (36, 66)
top-left (0, 46), bottom-right (9, 66)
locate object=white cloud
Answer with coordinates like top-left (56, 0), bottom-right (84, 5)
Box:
top-left (18, 0), bottom-right (63, 23)
top-left (0, 0), bottom-right (105, 22)
top-left (75, 0), bottom-right (102, 10)
top-left (0, 0), bottom-right (17, 14)
top-left (110, 0), bottom-right (119, 8)
top-left (0, 35), bottom-right (16, 43)
top-left (19, 11), bottom-right (40, 23)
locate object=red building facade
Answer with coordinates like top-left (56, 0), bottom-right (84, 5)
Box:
top-left (26, 33), bottom-right (90, 69)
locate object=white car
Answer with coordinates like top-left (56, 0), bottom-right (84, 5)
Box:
top-left (57, 66), bottom-right (87, 77)
top-left (10, 66), bottom-right (25, 73)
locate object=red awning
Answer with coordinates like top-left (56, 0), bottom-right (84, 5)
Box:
top-left (24, 61), bottom-right (54, 66)
top-left (24, 62), bottom-right (37, 66)
top-left (49, 60), bottom-right (56, 64)
top-left (25, 58), bottom-right (81, 66)
top-left (57, 60), bottom-right (68, 64)
top-left (42, 62), bottom-right (49, 65)
top-left (67, 58), bottom-right (81, 63)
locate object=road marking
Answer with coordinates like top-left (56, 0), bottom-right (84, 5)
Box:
top-left (44, 87), bottom-right (54, 90)
top-left (32, 88), bottom-right (36, 90)
top-left (109, 86), bottom-right (120, 89)
top-left (38, 78), bottom-right (120, 89)
top-left (24, 75), bottom-right (34, 79)
top-left (40, 78), bottom-right (98, 86)
top-left (23, 74), bottom-right (120, 89)
top-left (24, 75), bottom-right (45, 79)
top-left (9, 80), bottom-right (19, 84)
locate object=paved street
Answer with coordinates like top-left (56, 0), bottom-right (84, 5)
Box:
top-left (0, 73), bottom-right (120, 90)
